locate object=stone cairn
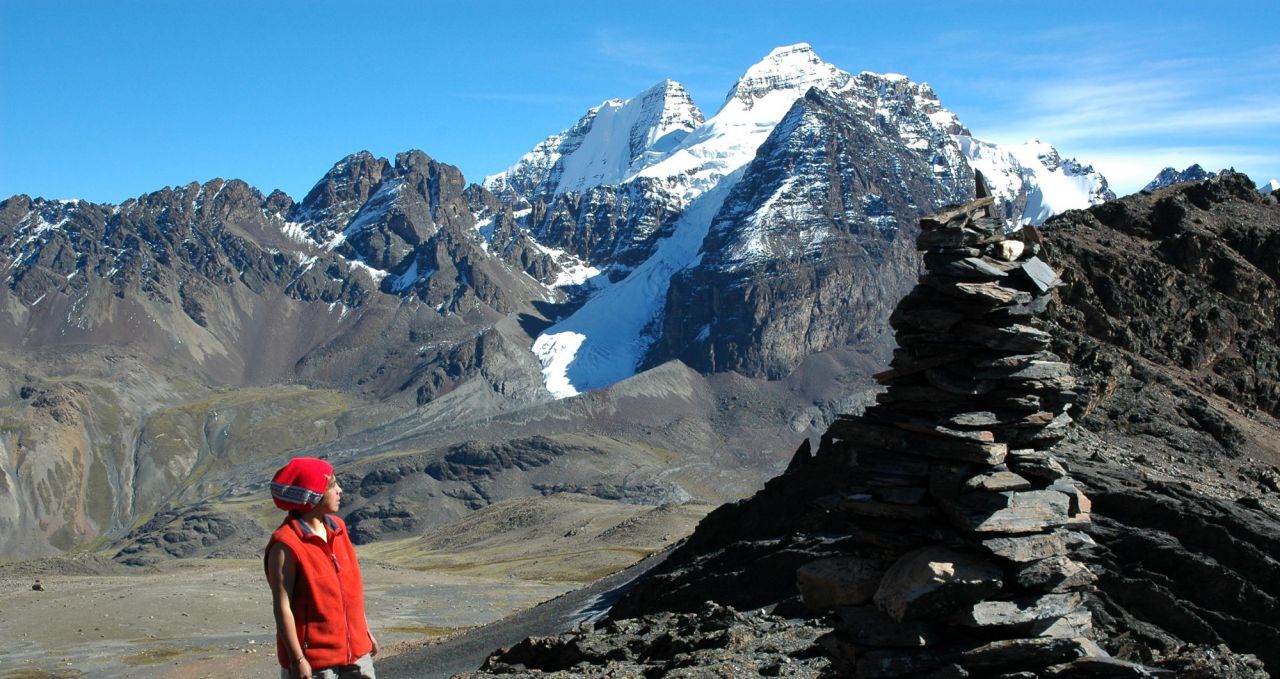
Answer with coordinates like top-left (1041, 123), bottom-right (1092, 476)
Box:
top-left (795, 185), bottom-right (1161, 677)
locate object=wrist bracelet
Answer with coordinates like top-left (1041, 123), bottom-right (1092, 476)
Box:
top-left (292, 656), bottom-right (305, 665)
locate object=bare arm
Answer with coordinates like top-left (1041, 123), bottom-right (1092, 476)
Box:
top-left (267, 542), bottom-right (311, 679)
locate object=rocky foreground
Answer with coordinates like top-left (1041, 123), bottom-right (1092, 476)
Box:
top-left (455, 175), bottom-right (1280, 678)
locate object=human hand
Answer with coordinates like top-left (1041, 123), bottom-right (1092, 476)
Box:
top-left (292, 657), bottom-right (313, 679)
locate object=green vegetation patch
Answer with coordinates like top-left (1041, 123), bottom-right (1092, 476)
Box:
top-left (410, 546), bottom-right (655, 583)
top-left (3, 668), bottom-right (85, 679)
top-left (138, 385), bottom-right (350, 498)
top-left (383, 624), bottom-right (472, 638)
top-left (0, 407), bottom-right (27, 433)
top-left (86, 456), bottom-right (113, 526)
top-left (121, 645), bottom-right (188, 665)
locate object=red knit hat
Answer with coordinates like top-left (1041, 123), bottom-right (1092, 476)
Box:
top-left (270, 457), bottom-right (334, 511)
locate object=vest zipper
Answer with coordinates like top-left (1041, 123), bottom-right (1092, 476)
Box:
top-left (323, 531), bottom-right (354, 664)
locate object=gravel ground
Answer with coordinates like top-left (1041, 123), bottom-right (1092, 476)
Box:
top-left (0, 558), bottom-right (576, 679)
top-left (379, 550), bottom-right (672, 679)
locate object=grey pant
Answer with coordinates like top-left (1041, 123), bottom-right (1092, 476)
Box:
top-left (281, 653), bottom-right (376, 679)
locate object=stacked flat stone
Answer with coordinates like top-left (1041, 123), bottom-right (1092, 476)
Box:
top-left (796, 194), bottom-right (1162, 677)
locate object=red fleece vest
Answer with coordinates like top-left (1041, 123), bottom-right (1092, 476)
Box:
top-left (266, 515), bottom-right (373, 669)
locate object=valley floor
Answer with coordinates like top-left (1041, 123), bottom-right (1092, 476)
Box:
top-left (0, 558), bottom-right (577, 679)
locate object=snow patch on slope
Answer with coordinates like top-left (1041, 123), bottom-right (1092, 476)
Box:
top-left (957, 136), bottom-right (1111, 225)
top-left (340, 178), bottom-right (404, 242)
top-left (532, 172), bottom-right (741, 397)
top-left (279, 221), bottom-right (313, 245)
top-left (473, 214), bottom-right (497, 253)
top-left (526, 239), bottom-right (603, 289)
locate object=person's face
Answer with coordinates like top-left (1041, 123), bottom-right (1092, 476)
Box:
top-left (319, 477), bottom-right (342, 513)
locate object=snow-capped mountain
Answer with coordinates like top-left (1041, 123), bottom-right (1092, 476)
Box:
top-left (506, 43), bottom-right (1112, 397)
top-left (1263, 179), bottom-right (1280, 194)
top-left (529, 44), bottom-right (882, 396)
top-left (958, 137), bottom-right (1114, 225)
top-left (1, 43), bottom-right (1117, 407)
top-left (484, 80), bottom-right (704, 204)
top-left (652, 82), bottom-right (971, 380)
top-left (628, 43), bottom-right (858, 202)
top-left (0, 43), bottom-right (1136, 559)
top-left (1143, 164), bottom-right (1219, 192)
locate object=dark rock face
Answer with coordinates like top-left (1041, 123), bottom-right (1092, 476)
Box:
top-left (424, 437), bottom-right (566, 485)
top-left (112, 503), bottom-right (266, 566)
top-left (467, 194), bottom-right (560, 284)
top-left (345, 501), bottom-right (419, 544)
top-left (343, 436), bottom-right (572, 518)
top-left (0, 149), bottom-right (553, 397)
top-left (340, 436), bottom-right (694, 545)
top-left (471, 603), bottom-right (832, 678)
top-left (650, 87), bottom-right (972, 379)
top-left (1047, 172), bottom-right (1280, 419)
top-left (294, 150), bottom-right (393, 228)
top-left (1141, 164), bottom-right (1218, 192)
top-left (1069, 461), bottom-right (1280, 673)
top-left (528, 177), bottom-right (683, 276)
top-left (1037, 172), bottom-right (1280, 673)
top-left (591, 179), bottom-right (1279, 676)
top-left (298, 150), bottom-right (538, 313)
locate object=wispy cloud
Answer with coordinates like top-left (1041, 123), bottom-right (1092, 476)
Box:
top-left (585, 29), bottom-right (742, 93)
top-left (969, 30), bottom-right (1280, 194)
top-left (1073, 146), bottom-right (1279, 193)
top-left (589, 32), bottom-right (706, 76)
top-left (989, 74), bottom-right (1280, 145)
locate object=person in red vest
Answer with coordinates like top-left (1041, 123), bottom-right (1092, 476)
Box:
top-left (265, 457), bottom-right (378, 678)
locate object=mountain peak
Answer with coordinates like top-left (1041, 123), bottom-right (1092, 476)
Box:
top-left (294, 150), bottom-right (392, 223)
top-left (762, 42), bottom-right (817, 64)
top-left (639, 78), bottom-right (683, 96)
top-left (1142, 164), bottom-right (1219, 192)
top-left (483, 79), bottom-right (703, 201)
top-left (725, 43), bottom-right (850, 106)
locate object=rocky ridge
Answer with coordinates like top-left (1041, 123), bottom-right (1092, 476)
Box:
top-left (0, 150), bottom-right (563, 556)
top-left (460, 177), bottom-right (1279, 677)
top-left (1141, 164), bottom-right (1219, 192)
top-left (0, 150), bottom-right (552, 394)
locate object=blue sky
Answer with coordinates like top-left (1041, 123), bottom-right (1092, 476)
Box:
top-left (2, 1), bottom-right (1276, 203)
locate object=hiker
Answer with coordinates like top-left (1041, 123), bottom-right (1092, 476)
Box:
top-left (265, 457), bottom-right (378, 678)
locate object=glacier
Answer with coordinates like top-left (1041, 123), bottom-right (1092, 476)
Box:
top-left (532, 174), bottom-right (741, 397)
